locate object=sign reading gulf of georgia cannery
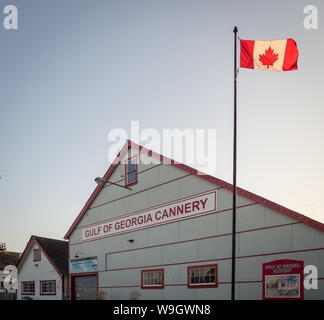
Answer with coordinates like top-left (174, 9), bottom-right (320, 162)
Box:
top-left (81, 190), bottom-right (217, 242)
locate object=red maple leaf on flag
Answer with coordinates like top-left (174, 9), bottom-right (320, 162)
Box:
top-left (259, 46), bottom-right (279, 68)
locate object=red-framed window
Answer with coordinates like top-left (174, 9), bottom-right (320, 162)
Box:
top-left (33, 248), bottom-right (41, 262)
top-left (141, 269), bottom-right (164, 289)
top-left (187, 264), bottom-right (218, 289)
top-left (40, 280), bottom-right (56, 295)
top-left (21, 281), bottom-right (35, 295)
top-left (125, 155), bottom-right (138, 187)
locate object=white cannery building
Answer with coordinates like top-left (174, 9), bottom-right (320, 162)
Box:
top-left (64, 140), bottom-right (324, 300)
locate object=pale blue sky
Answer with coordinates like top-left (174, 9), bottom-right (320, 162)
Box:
top-left (1, 0), bottom-right (323, 252)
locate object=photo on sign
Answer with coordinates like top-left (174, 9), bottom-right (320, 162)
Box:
top-left (265, 274), bottom-right (300, 298)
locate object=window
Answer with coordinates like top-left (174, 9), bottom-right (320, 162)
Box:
top-left (33, 248), bottom-right (41, 262)
top-left (40, 280), bottom-right (56, 295)
top-left (188, 264), bottom-right (218, 288)
top-left (21, 281), bottom-right (35, 295)
top-left (125, 156), bottom-right (138, 187)
top-left (0, 281), bottom-right (4, 289)
top-left (141, 269), bottom-right (164, 289)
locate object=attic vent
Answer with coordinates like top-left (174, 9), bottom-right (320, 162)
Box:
top-left (0, 243), bottom-right (6, 251)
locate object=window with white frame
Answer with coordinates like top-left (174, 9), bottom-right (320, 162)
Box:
top-left (40, 281), bottom-right (56, 295)
top-left (141, 269), bottom-right (164, 289)
top-left (22, 281), bottom-right (35, 294)
top-left (125, 157), bottom-right (137, 186)
top-left (188, 264), bottom-right (218, 288)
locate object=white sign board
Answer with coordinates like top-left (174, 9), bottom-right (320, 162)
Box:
top-left (81, 190), bottom-right (217, 242)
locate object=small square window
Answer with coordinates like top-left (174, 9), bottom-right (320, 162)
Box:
top-left (21, 281), bottom-right (35, 295)
top-left (40, 281), bottom-right (56, 295)
top-left (188, 264), bottom-right (218, 289)
top-left (141, 269), bottom-right (164, 289)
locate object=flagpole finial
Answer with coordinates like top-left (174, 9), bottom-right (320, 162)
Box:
top-left (233, 26), bottom-right (238, 33)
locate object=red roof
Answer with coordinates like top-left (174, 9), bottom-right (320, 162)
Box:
top-left (64, 140), bottom-right (324, 239)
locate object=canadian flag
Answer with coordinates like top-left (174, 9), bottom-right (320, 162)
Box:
top-left (240, 39), bottom-right (298, 71)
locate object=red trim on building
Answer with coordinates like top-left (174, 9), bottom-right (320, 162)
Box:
top-left (79, 190), bottom-right (217, 243)
top-left (70, 272), bottom-right (98, 300)
top-left (33, 248), bottom-right (41, 262)
top-left (125, 154), bottom-right (138, 187)
top-left (64, 140), bottom-right (324, 240)
top-left (64, 142), bottom-right (129, 239)
top-left (99, 278), bottom-right (324, 290)
top-left (72, 202), bottom-right (288, 247)
top-left (90, 173), bottom-right (193, 211)
top-left (21, 281), bottom-right (35, 296)
top-left (34, 240), bottom-right (63, 278)
top-left (80, 188), bottom-right (216, 231)
top-left (16, 237), bottom-right (34, 269)
top-left (39, 280), bottom-right (56, 296)
top-left (187, 264), bottom-right (218, 289)
top-left (104, 247), bottom-right (324, 273)
top-left (141, 268), bottom-right (164, 289)
top-left (16, 236), bottom-right (63, 279)
top-left (100, 221), bottom-right (300, 256)
top-left (103, 163), bottom-right (162, 190)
